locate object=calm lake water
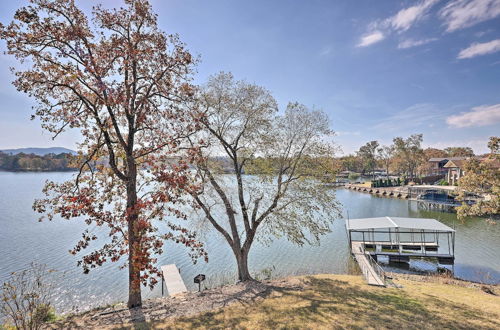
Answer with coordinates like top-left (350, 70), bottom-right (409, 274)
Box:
top-left (0, 171), bottom-right (499, 313)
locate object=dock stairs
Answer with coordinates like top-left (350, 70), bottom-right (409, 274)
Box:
top-left (351, 242), bottom-right (386, 287)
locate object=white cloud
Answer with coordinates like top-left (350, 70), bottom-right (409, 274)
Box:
top-left (388, 0), bottom-right (439, 32)
top-left (358, 0), bottom-right (438, 48)
top-left (440, 0), bottom-right (500, 32)
top-left (457, 39), bottom-right (500, 59)
top-left (398, 37), bottom-right (438, 49)
top-left (446, 104), bottom-right (500, 127)
top-left (357, 31), bottom-right (385, 47)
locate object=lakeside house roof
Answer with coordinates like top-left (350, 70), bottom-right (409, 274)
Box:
top-left (346, 216), bottom-right (454, 232)
top-left (428, 157), bottom-right (469, 162)
top-left (443, 159), bottom-right (467, 168)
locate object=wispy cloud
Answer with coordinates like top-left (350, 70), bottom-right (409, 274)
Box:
top-left (319, 46), bottom-right (333, 57)
top-left (411, 83), bottom-right (425, 90)
top-left (457, 39), bottom-right (500, 59)
top-left (373, 103), bottom-right (446, 131)
top-left (446, 104), bottom-right (500, 127)
top-left (440, 0), bottom-right (500, 32)
top-left (357, 31), bottom-right (385, 47)
top-left (358, 0), bottom-right (438, 48)
top-left (398, 37), bottom-right (438, 49)
top-left (336, 131), bottom-right (361, 137)
top-left (388, 0), bottom-right (439, 32)
top-left (475, 29), bottom-right (494, 37)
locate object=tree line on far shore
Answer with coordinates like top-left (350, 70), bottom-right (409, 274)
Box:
top-left (0, 152), bottom-right (77, 171)
top-left (339, 134), bottom-right (480, 179)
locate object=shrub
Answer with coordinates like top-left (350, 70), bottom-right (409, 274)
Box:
top-left (0, 263), bottom-right (58, 330)
top-left (348, 173), bottom-right (360, 181)
top-left (254, 266), bottom-right (276, 281)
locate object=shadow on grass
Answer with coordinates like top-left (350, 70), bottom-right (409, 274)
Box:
top-left (120, 277), bottom-right (499, 329)
top-left (118, 309), bottom-right (251, 330)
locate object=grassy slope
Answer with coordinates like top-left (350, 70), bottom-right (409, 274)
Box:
top-left (126, 274), bottom-right (500, 330)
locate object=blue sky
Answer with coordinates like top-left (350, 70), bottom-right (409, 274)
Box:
top-left (1, 0), bottom-right (499, 154)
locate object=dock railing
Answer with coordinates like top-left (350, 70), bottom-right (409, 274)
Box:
top-left (366, 251), bottom-right (387, 284)
top-left (358, 245), bottom-right (387, 286)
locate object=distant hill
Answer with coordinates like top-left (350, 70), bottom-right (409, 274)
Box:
top-left (0, 147), bottom-right (77, 156)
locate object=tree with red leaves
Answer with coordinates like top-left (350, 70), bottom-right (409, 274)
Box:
top-left (1, 0), bottom-right (207, 308)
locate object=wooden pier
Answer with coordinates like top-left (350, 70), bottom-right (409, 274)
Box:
top-left (161, 264), bottom-right (187, 296)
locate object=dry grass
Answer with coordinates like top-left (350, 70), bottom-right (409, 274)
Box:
top-left (116, 274), bottom-right (499, 330)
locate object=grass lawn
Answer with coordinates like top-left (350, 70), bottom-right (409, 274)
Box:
top-left (122, 274), bottom-right (500, 329)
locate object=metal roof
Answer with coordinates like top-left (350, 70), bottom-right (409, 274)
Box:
top-left (346, 216), bottom-right (454, 232)
top-left (428, 157), bottom-right (469, 162)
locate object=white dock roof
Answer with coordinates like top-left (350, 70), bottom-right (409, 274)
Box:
top-left (346, 216), bottom-right (454, 232)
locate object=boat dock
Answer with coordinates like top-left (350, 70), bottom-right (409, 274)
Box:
top-left (346, 217), bottom-right (455, 286)
top-left (161, 264), bottom-right (187, 296)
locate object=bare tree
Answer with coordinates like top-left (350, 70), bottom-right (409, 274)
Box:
top-left (357, 141), bottom-right (379, 178)
top-left (377, 145), bottom-right (394, 177)
top-left (393, 134), bottom-right (424, 179)
top-left (190, 73), bottom-right (341, 281)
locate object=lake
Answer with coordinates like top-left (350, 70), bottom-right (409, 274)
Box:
top-left (0, 171), bottom-right (499, 314)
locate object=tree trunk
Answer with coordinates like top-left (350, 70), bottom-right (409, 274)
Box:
top-left (234, 247), bottom-right (252, 282)
top-left (127, 219), bottom-right (142, 308)
top-left (126, 161), bottom-right (142, 309)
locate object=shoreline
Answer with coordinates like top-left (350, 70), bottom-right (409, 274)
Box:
top-left (344, 184), bottom-right (500, 220)
top-left (387, 271), bottom-right (498, 288)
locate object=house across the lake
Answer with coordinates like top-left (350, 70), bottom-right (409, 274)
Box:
top-left (427, 157), bottom-right (468, 177)
top-left (443, 158), bottom-right (469, 185)
top-left (432, 156), bottom-right (500, 185)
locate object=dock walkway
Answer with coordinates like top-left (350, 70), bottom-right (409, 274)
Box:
top-left (161, 264), bottom-right (187, 296)
top-left (351, 242), bottom-right (385, 287)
